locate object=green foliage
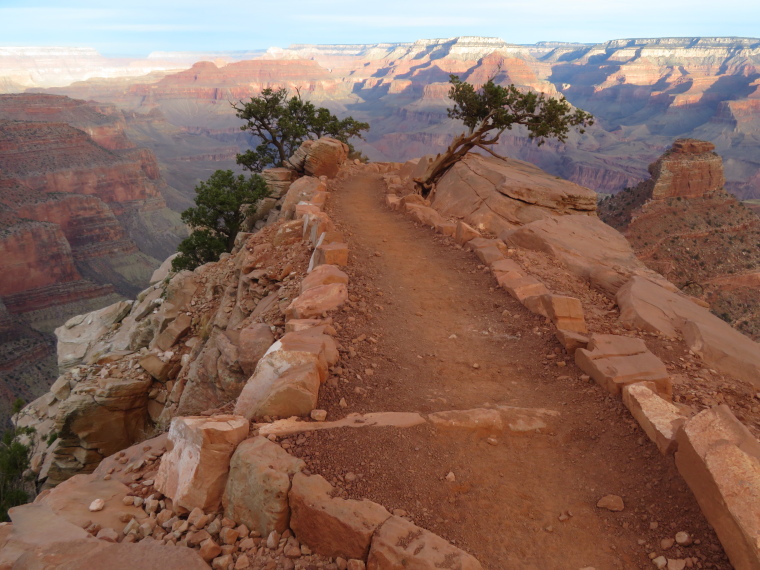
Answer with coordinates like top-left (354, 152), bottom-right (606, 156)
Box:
top-left (233, 87), bottom-right (369, 171)
top-left (446, 74), bottom-right (593, 145)
top-left (171, 170), bottom-right (269, 272)
top-left (0, 425), bottom-right (35, 522)
top-left (415, 75), bottom-right (593, 193)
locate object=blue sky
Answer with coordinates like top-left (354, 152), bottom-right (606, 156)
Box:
top-left (0, 0), bottom-right (758, 56)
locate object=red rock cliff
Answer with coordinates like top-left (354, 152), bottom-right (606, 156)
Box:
top-left (648, 139), bottom-right (725, 199)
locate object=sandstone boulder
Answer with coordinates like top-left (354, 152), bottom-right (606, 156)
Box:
top-left (261, 167), bottom-right (296, 198)
top-left (286, 283), bottom-right (348, 320)
top-left (311, 241), bottom-right (349, 268)
top-left (223, 436), bottom-right (305, 536)
top-left (280, 177), bottom-right (326, 220)
top-left (575, 334), bottom-right (671, 397)
top-left (155, 415), bottom-right (249, 512)
top-left (675, 406), bottom-right (760, 570)
top-left (367, 515), bottom-right (483, 570)
top-left (234, 331), bottom-right (332, 420)
top-left (304, 137), bottom-right (349, 178)
top-left (622, 383), bottom-right (686, 454)
top-left (434, 153), bottom-right (596, 237)
top-left (149, 253), bottom-right (178, 285)
top-left (251, 361), bottom-right (321, 417)
top-left (239, 323), bottom-right (275, 377)
top-left (289, 472), bottom-right (391, 560)
top-left (541, 294), bottom-right (588, 334)
top-left (301, 264), bottom-right (349, 293)
top-left (55, 301), bottom-right (133, 369)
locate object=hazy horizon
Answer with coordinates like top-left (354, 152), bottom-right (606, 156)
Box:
top-left (1, 0), bottom-right (758, 57)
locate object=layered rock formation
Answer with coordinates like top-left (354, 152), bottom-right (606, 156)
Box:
top-left (599, 140), bottom-right (760, 341)
top-left (0, 94), bottom-right (187, 426)
top-left (31, 35), bottom-right (760, 200)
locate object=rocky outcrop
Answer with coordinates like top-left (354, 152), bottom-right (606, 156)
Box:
top-left (429, 153), bottom-right (597, 236)
top-left (648, 139), bottom-right (725, 200)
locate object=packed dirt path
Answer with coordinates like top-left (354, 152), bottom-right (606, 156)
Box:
top-left (291, 171), bottom-right (731, 569)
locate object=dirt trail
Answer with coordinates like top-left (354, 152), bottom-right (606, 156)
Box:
top-left (293, 172), bottom-right (731, 569)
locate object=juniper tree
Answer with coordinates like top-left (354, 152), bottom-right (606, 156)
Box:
top-left (415, 75), bottom-right (593, 196)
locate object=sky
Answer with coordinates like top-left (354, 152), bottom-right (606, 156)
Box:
top-left (0, 0), bottom-right (758, 56)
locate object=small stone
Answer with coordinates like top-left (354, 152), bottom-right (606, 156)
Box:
top-left (347, 560), bottom-right (366, 570)
top-left (472, 363), bottom-right (480, 369)
top-left (235, 556), bottom-right (251, 569)
top-left (660, 538), bottom-right (674, 550)
top-left (336, 558), bottom-right (348, 570)
top-left (596, 495), bottom-right (624, 512)
top-left (339, 398), bottom-right (348, 408)
top-left (653, 556), bottom-right (667, 569)
top-left (266, 530), bottom-right (280, 550)
top-left (96, 527), bottom-right (119, 542)
top-left (310, 409), bottom-right (328, 422)
top-left (650, 522), bottom-right (659, 530)
top-left (667, 560), bottom-right (687, 570)
top-left (675, 531), bottom-right (692, 546)
top-left (558, 513), bottom-right (569, 522)
top-left (122, 496), bottom-right (134, 506)
top-left (344, 472), bottom-right (357, 482)
top-left (199, 538), bottom-right (222, 563)
top-left (88, 499), bottom-right (105, 512)
top-left (486, 437), bottom-right (498, 446)
top-left (445, 471), bottom-right (456, 482)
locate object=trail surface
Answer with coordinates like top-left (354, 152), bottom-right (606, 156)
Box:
top-left (292, 171), bottom-right (730, 569)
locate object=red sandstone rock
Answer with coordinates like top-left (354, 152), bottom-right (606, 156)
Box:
top-left (367, 515), bottom-right (483, 570)
top-left (223, 437), bottom-right (305, 536)
top-left (154, 415), bottom-right (249, 512)
top-left (575, 334), bottom-right (671, 397)
top-left (312, 242), bottom-right (349, 268)
top-left (649, 139), bottom-right (725, 200)
top-left (286, 282), bottom-right (348, 319)
top-left (301, 264), bottom-right (349, 293)
top-left (622, 383), bottom-right (685, 454)
top-left (675, 406), bottom-right (760, 570)
top-left (289, 472), bottom-right (391, 560)
top-left (238, 323), bottom-right (275, 377)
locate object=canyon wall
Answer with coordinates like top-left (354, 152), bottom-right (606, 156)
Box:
top-left (28, 35), bottom-right (760, 199)
top-left (0, 94), bottom-right (187, 426)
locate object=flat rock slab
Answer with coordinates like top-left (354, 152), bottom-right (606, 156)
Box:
top-left (286, 282), bottom-right (348, 320)
top-left (257, 412), bottom-right (427, 437)
top-left (35, 473), bottom-right (146, 533)
top-left (617, 276), bottom-right (760, 388)
top-left (427, 406), bottom-right (560, 434)
top-left (368, 515), bottom-right (483, 570)
top-left (675, 406), bottom-right (760, 570)
top-left (575, 334), bottom-right (671, 397)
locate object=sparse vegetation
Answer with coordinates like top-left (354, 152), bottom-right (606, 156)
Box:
top-left (233, 88), bottom-right (369, 172)
top-left (414, 74), bottom-right (593, 196)
top-left (171, 170), bottom-right (270, 272)
top-left (0, 399), bottom-right (35, 521)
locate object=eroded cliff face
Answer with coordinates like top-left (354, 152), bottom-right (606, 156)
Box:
top-left (35, 35), bottom-right (760, 199)
top-left (0, 94), bottom-right (187, 426)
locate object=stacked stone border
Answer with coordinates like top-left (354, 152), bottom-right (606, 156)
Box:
top-left (382, 167), bottom-right (760, 569)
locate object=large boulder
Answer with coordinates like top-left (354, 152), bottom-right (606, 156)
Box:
top-left (55, 301), bottom-right (133, 370)
top-left (234, 331), bottom-right (333, 420)
top-left (433, 153), bottom-right (596, 236)
top-left (154, 415), bottom-right (249, 512)
top-left (675, 406), bottom-right (760, 570)
top-left (222, 437), bottom-right (305, 536)
top-left (286, 137), bottom-right (349, 178)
